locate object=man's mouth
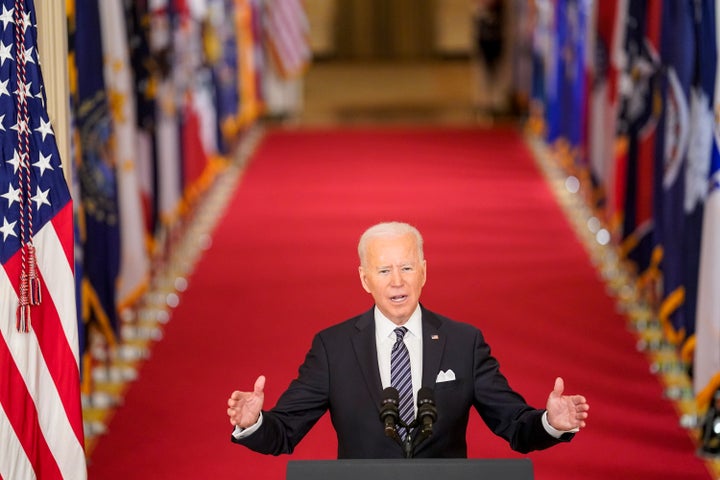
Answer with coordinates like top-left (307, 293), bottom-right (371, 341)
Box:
top-left (390, 295), bottom-right (408, 303)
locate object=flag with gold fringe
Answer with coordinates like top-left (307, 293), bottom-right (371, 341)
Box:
top-left (72, 0), bottom-right (122, 388)
top-left (0, 0), bottom-right (87, 477)
top-left (98, 0), bottom-right (150, 313)
top-left (679, 0), bottom-right (716, 365)
top-left (615, 0), bottom-right (662, 276)
top-left (692, 0), bottom-right (720, 402)
top-left (653, 0), bottom-right (694, 346)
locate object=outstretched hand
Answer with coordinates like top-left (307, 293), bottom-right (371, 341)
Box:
top-left (546, 377), bottom-right (589, 432)
top-left (227, 375), bottom-right (266, 429)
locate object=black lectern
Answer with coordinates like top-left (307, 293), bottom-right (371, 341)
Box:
top-left (286, 458), bottom-right (534, 480)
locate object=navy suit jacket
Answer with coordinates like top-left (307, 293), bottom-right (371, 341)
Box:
top-left (232, 305), bottom-right (571, 458)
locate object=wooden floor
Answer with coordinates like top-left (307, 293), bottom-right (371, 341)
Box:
top-left (297, 58), bottom-right (500, 126)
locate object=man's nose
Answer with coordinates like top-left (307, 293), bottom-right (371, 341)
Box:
top-left (390, 268), bottom-right (403, 286)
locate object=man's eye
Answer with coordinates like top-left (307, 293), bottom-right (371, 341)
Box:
top-left (379, 270), bottom-right (390, 275)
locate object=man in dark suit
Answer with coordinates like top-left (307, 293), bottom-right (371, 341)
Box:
top-left (227, 222), bottom-right (589, 458)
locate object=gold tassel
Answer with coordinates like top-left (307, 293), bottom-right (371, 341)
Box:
top-left (16, 269), bottom-right (30, 332)
top-left (27, 244), bottom-right (41, 305)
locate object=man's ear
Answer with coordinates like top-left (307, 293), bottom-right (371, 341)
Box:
top-left (358, 266), bottom-right (372, 293)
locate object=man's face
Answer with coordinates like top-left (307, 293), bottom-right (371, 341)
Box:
top-left (358, 233), bottom-right (427, 325)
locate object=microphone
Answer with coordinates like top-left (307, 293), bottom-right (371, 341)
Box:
top-left (413, 387), bottom-right (437, 449)
top-left (379, 387), bottom-right (401, 442)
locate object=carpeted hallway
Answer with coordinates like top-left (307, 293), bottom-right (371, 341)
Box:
top-left (86, 125), bottom-right (712, 479)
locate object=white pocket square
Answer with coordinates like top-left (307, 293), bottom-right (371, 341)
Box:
top-left (436, 369), bottom-right (456, 383)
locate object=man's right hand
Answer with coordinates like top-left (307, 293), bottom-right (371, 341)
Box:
top-left (227, 375), bottom-right (266, 428)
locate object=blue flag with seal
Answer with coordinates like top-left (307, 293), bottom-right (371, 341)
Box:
top-left (693, 0), bottom-right (720, 400)
top-left (654, 0), bottom-right (695, 345)
top-left (680, 0), bottom-right (717, 363)
top-left (72, 0), bottom-right (121, 365)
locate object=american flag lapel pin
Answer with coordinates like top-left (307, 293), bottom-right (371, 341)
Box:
top-left (431, 334), bottom-right (439, 340)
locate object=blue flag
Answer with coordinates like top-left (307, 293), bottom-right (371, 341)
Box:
top-left (556, 0), bottom-right (588, 151)
top-left (693, 0), bottom-right (720, 397)
top-left (544, 0), bottom-right (563, 144)
top-left (681, 0), bottom-right (717, 359)
top-left (213, 0), bottom-right (240, 153)
top-left (72, 0), bottom-right (121, 346)
top-left (654, 0), bottom-right (695, 345)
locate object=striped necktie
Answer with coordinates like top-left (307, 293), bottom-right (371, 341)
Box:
top-left (391, 326), bottom-right (413, 440)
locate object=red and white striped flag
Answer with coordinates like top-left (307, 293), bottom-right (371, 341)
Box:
top-left (263, 0), bottom-right (310, 78)
top-left (0, 0), bottom-right (87, 478)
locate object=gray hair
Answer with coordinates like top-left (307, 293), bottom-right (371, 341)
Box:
top-left (358, 221), bottom-right (424, 267)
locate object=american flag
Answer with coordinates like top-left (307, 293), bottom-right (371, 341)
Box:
top-left (0, 0), bottom-right (87, 478)
top-left (264, 0), bottom-right (311, 78)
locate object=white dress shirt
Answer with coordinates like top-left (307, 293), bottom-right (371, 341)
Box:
top-left (374, 304), bottom-right (423, 418)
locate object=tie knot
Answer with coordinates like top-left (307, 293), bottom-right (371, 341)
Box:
top-left (394, 327), bottom-right (408, 342)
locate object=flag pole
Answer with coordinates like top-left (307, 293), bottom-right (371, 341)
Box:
top-left (34, 0), bottom-right (71, 187)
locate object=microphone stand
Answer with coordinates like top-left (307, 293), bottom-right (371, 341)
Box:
top-left (407, 387), bottom-right (437, 457)
top-left (383, 417), bottom-right (415, 458)
top-left (412, 418), bottom-right (433, 453)
top-left (402, 420), bottom-right (415, 459)
top-left (398, 418), bottom-right (432, 458)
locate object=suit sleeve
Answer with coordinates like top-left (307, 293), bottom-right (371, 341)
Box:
top-left (231, 333), bottom-right (331, 455)
top-left (470, 329), bottom-right (571, 453)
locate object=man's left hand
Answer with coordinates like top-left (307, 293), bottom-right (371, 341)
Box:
top-left (546, 377), bottom-right (589, 431)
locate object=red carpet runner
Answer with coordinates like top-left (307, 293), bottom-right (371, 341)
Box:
top-left (88, 127), bottom-right (712, 479)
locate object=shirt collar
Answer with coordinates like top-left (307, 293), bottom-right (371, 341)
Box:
top-left (374, 304), bottom-right (422, 341)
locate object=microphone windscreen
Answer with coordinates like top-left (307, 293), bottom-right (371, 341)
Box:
top-left (417, 387), bottom-right (434, 405)
top-left (382, 386), bottom-right (399, 402)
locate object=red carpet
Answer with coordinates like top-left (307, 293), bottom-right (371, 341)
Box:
top-left (87, 127), bottom-right (712, 479)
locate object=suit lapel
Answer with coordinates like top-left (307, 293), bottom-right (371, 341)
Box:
top-left (421, 306), bottom-right (446, 389)
top-left (351, 306), bottom-right (447, 410)
top-left (351, 309), bottom-right (384, 410)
